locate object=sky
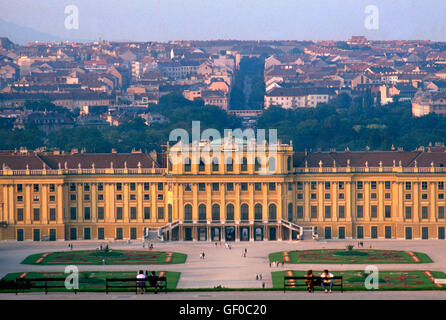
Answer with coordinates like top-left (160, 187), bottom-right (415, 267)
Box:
top-left (0, 0), bottom-right (445, 42)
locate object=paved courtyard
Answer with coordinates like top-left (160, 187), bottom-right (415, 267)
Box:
top-left (1, 239), bottom-right (446, 298)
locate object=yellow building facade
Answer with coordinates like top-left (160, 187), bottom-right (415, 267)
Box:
top-left (1, 143), bottom-right (446, 242)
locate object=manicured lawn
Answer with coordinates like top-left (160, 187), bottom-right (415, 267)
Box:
top-left (21, 250), bottom-right (187, 265)
top-left (269, 249), bottom-right (432, 264)
top-left (0, 271), bottom-right (180, 293)
top-left (272, 270), bottom-right (446, 291)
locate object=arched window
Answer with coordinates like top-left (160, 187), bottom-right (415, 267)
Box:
top-left (212, 157), bottom-right (219, 172)
top-left (184, 204), bottom-right (192, 221)
top-left (184, 157), bottom-right (191, 172)
top-left (254, 203), bottom-right (263, 220)
top-left (268, 204), bottom-right (277, 221)
top-left (241, 157), bottom-right (248, 172)
top-left (212, 204), bottom-right (220, 221)
top-left (255, 157), bottom-right (262, 171)
top-left (199, 158), bottom-right (205, 172)
top-left (226, 157), bottom-right (233, 172)
top-left (268, 157), bottom-right (276, 172)
top-left (287, 156), bottom-right (292, 172)
top-left (241, 203), bottom-right (249, 221)
top-left (288, 203), bottom-right (293, 222)
top-left (198, 204), bottom-right (206, 221)
top-left (226, 204), bottom-right (234, 221)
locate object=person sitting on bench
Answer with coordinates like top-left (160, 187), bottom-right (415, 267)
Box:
top-left (320, 270), bottom-right (334, 293)
top-left (136, 270), bottom-right (146, 294)
top-left (147, 271), bottom-right (159, 294)
top-left (304, 270), bottom-right (314, 293)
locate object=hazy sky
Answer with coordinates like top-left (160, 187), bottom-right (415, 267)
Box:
top-left (1, 0), bottom-right (445, 41)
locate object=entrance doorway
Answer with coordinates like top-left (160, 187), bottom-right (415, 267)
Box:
top-left (211, 227), bottom-right (221, 241)
top-left (225, 226), bottom-right (235, 241)
top-left (269, 227), bottom-right (276, 241)
top-left (254, 227), bottom-right (263, 241)
top-left (198, 227), bottom-right (207, 241)
top-left (240, 227), bottom-right (249, 241)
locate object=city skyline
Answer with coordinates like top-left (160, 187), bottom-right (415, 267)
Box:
top-left (1, 0), bottom-right (446, 44)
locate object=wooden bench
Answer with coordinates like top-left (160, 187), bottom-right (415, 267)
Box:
top-left (15, 277), bottom-right (77, 295)
top-left (284, 276), bottom-right (343, 293)
top-left (105, 277), bottom-right (167, 294)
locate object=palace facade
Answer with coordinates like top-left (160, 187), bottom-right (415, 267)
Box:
top-left (1, 140), bottom-right (446, 242)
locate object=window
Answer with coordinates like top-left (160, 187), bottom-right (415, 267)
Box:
top-left (311, 193), bottom-right (317, 200)
top-left (310, 206), bottom-right (317, 219)
top-left (226, 183), bottom-right (234, 191)
top-left (84, 194), bottom-right (90, 201)
top-left (199, 158), bottom-right (205, 172)
top-left (385, 193), bottom-right (391, 199)
top-left (226, 158), bottom-right (233, 172)
top-left (338, 182), bottom-right (344, 190)
top-left (418, 206), bottom-right (428, 220)
top-left (98, 207), bottom-right (104, 220)
top-left (33, 195), bottom-right (39, 202)
top-left (371, 181), bottom-right (377, 189)
top-left (439, 193), bottom-right (444, 200)
top-left (212, 204), bottom-right (220, 221)
top-left (241, 157), bottom-right (248, 172)
top-left (297, 193), bottom-right (303, 200)
top-left (385, 181), bottom-right (391, 189)
top-left (70, 194), bottom-right (76, 201)
top-left (405, 206), bottom-right (412, 219)
top-left (325, 182), bottom-right (330, 190)
top-left (116, 183), bottom-right (122, 191)
top-left (371, 193), bottom-right (377, 199)
top-left (385, 226), bottom-right (392, 239)
top-left (212, 183), bottom-right (219, 191)
top-left (357, 205), bottom-right (364, 218)
top-left (241, 183), bottom-right (248, 191)
top-left (70, 183), bottom-right (76, 192)
top-left (385, 205), bottom-right (391, 218)
top-left (324, 227), bottom-right (331, 239)
top-left (144, 206), bottom-right (151, 220)
top-left (98, 183), bottom-right (103, 191)
top-left (311, 182), bottom-right (317, 190)
top-left (157, 194), bottom-right (163, 200)
top-left (439, 227), bottom-right (445, 240)
top-left (33, 184), bottom-right (40, 192)
top-left (116, 228), bottom-right (123, 240)
top-left (143, 183), bottom-right (150, 191)
top-left (357, 181), bottom-right (363, 189)
top-left (116, 194), bottom-right (122, 201)
top-left (255, 183), bottom-right (262, 191)
top-left (70, 207), bottom-right (76, 220)
top-left (130, 194), bottom-right (136, 201)
top-left (226, 204), bottom-right (234, 221)
top-left (268, 204), bottom-right (277, 221)
top-left (371, 205), bottom-right (378, 218)
top-left (405, 182), bottom-right (411, 190)
top-left (49, 184), bottom-right (55, 193)
top-left (158, 183), bottom-right (163, 191)
top-left (339, 193), bottom-right (344, 199)
top-left (198, 183), bottom-right (206, 191)
top-left (297, 182), bottom-right (303, 190)
top-left (288, 182), bottom-right (293, 191)
top-left (98, 194), bottom-right (104, 201)
top-left (288, 203), bottom-right (293, 221)
top-left (17, 208), bottom-right (24, 221)
top-left (371, 226), bottom-right (378, 239)
top-left (198, 204), bottom-right (206, 221)
top-left (17, 195), bottom-right (23, 202)
top-left (130, 228), bottom-right (137, 240)
top-left (180, 204), bottom-right (191, 222)
top-left (184, 157), bottom-right (191, 172)
top-left (338, 227), bottom-right (345, 239)
top-left (157, 207), bottom-right (164, 219)
top-left (357, 226), bottom-right (364, 239)
top-left (98, 228), bottom-right (105, 240)
top-left (439, 206), bottom-right (445, 219)
top-left (324, 206), bottom-right (331, 219)
top-left (422, 181), bottom-right (428, 190)
top-left (212, 158), bottom-right (219, 172)
top-left (324, 193), bottom-right (330, 200)
top-left (422, 193), bottom-right (428, 200)
top-left (357, 193), bottom-right (363, 200)
top-left (32, 208), bottom-right (40, 221)
top-left (84, 207), bottom-right (91, 220)
top-left (184, 184), bottom-right (191, 192)
top-left (17, 184), bottom-right (23, 193)
top-left (269, 183), bottom-right (276, 191)
top-left (130, 207), bottom-right (137, 220)
top-left (49, 195), bottom-right (55, 202)
top-left (116, 207), bottom-right (123, 220)
top-left (297, 206), bottom-right (304, 219)
top-left (439, 182), bottom-right (444, 190)
top-left (84, 183), bottom-right (90, 192)
top-left (405, 193), bottom-right (411, 200)
top-left (338, 206), bottom-right (345, 219)
top-left (422, 227), bottom-right (429, 240)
